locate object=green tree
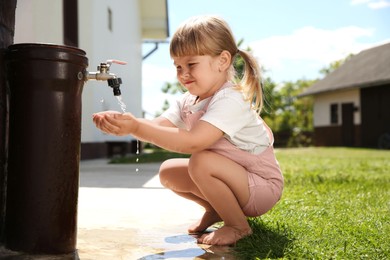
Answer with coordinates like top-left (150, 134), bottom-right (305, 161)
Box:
top-left (319, 54), bottom-right (353, 76)
top-left (260, 77), bottom-right (281, 129)
top-left (262, 78), bottom-right (314, 147)
top-left (281, 80), bottom-right (314, 147)
top-left (154, 81), bottom-right (184, 117)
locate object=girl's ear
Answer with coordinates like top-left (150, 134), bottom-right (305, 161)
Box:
top-left (219, 50), bottom-right (232, 71)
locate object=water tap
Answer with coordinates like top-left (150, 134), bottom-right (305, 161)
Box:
top-left (85, 59), bottom-right (127, 96)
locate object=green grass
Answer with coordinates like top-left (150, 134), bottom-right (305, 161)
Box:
top-left (235, 147), bottom-right (390, 259)
top-left (111, 147), bottom-right (390, 259)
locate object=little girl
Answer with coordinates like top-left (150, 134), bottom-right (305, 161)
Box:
top-left (93, 15), bottom-right (283, 246)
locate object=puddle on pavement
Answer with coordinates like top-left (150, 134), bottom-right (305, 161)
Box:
top-left (139, 233), bottom-right (235, 259)
top-left (77, 229), bottom-right (236, 259)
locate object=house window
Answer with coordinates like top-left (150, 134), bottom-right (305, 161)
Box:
top-left (63, 0), bottom-right (78, 47)
top-left (108, 8), bottom-right (113, 31)
top-left (330, 103), bottom-right (338, 124)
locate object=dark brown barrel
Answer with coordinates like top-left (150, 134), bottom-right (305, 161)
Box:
top-left (4, 43), bottom-right (88, 254)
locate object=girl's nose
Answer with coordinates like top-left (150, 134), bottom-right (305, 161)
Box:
top-left (180, 69), bottom-right (190, 79)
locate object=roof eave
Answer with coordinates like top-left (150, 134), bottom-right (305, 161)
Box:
top-left (299, 79), bottom-right (390, 97)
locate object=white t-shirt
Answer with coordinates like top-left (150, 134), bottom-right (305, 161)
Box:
top-left (161, 85), bottom-right (271, 154)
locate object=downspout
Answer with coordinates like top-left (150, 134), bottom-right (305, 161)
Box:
top-left (142, 41), bottom-right (159, 60)
top-left (142, 40), bottom-right (169, 60)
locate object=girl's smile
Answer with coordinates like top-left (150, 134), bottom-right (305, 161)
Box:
top-left (184, 80), bottom-right (195, 85)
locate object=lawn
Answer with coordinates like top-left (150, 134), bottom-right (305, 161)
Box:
top-left (235, 147), bottom-right (390, 259)
top-left (112, 147), bottom-right (390, 259)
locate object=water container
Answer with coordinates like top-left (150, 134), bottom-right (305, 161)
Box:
top-left (4, 43), bottom-right (88, 255)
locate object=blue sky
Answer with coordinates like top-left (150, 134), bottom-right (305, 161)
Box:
top-left (141, 0), bottom-right (390, 117)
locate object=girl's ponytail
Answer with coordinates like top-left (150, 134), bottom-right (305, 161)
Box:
top-left (236, 49), bottom-right (263, 113)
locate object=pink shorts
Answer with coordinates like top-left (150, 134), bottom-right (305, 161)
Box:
top-left (242, 172), bottom-right (282, 217)
top-left (241, 146), bottom-right (283, 217)
top-left (208, 138), bottom-right (283, 217)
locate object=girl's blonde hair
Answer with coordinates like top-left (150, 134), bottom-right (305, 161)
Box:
top-left (170, 15), bottom-right (263, 113)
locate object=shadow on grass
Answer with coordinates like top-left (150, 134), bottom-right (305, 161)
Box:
top-left (233, 217), bottom-right (294, 259)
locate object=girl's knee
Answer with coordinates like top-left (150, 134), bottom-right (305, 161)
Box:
top-left (158, 158), bottom-right (191, 189)
top-left (188, 151), bottom-right (212, 180)
top-left (158, 159), bottom-right (174, 188)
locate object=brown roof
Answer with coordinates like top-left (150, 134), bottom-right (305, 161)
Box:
top-left (300, 41), bottom-right (390, 96)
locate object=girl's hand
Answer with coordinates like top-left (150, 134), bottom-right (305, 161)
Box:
top-left (92, 111), bottom-right (138, 136)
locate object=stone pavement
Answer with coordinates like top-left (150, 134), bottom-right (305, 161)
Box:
top-left (77, 159), bottom-right (236, 259)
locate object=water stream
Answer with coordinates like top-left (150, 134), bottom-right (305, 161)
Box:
top-left (101, 96), bottom-right (139, 172)
top-left (116, 95), bottom-right (127, 113)
top-left (115, 95), bottom-right (140, 172)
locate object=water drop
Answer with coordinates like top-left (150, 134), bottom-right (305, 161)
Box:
top-left (135, 140), bottom-right (140, 173)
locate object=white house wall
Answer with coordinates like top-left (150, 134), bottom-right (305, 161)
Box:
top-left (13, 0), bottom-right (143, 144)
top-left (79, 0), bottom-right (142, 143)
top-left (14, 0), bottom-right (63, 43)
top-left (313, 89), bottom-right (361, 127)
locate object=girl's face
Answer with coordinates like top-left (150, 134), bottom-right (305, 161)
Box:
top-left (173, 55), bottom-right (227, 100)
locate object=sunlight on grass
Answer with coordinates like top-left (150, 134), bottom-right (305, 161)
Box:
top-left (234, 147), bottom-right (390, 259)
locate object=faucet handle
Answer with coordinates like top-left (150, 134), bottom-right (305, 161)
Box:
top-left (106, 59), bottom-right (127, 66)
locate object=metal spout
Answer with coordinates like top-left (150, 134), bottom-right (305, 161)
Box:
top-left (85, 59), bottom-right (126, 96)
top-left (108, 78), bottom-right (122, 96)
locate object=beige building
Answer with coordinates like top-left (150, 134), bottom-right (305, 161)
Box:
top-left (301, 42), bottom-right (390, 148)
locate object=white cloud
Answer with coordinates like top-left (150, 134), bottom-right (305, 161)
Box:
top-left (368, 0), bottom-right (390, 8)
top-left (350, 0), bottom-right (390, 9)
top-left (248, 26), bottom-right (384, 81)
top-left (351, 0), bottom-right (373, 5)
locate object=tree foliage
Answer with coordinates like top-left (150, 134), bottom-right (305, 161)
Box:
top-left (319, 54), bottom-right (353, 76)
top-left (261, 79), bottom-right (314, 147)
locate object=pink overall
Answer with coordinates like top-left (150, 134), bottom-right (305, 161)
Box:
top-left (181, 92), bottom-right (284, 217)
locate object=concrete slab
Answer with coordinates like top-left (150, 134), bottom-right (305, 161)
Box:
top-left (77, 159), bottom-right (236, 259)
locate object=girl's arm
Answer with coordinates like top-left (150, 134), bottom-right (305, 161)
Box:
top-left (150, 116), bottom-right (176, 127)
top-left (93, 111), bottom-right (223, 154)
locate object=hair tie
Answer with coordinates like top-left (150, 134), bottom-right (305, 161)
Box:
top-left (236, 49), bottom-right (240, 54)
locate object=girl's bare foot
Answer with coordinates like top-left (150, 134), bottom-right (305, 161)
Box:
top-left (188, 211), bottom-right (222, 234)
top-left (197, 225), bottom-right (252, 246)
